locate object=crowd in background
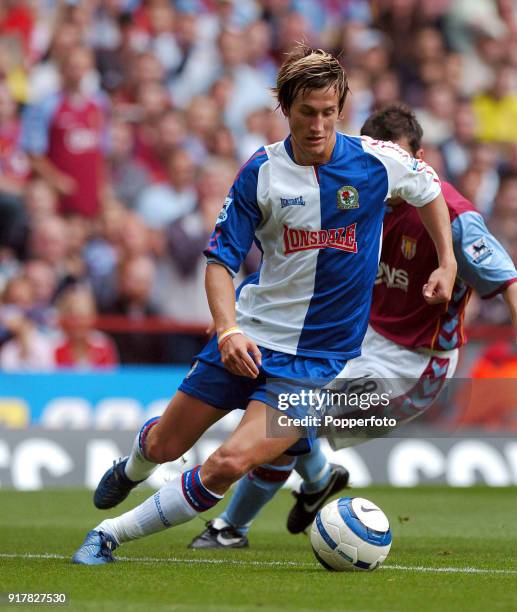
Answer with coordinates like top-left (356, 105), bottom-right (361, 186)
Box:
top-left (0, 0), bottom-right (516, 370)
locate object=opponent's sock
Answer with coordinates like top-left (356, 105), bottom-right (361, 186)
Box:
top-left (220, 459), bottom-right (296, 535)
top-left (96, 465), bottom-right (222, 544)
top-left (295, 439), bottom-right (332, 493)
top-left (124, 416), bottom-right (160, 482)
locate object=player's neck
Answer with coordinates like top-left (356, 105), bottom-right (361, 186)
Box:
top-left (290, 132), bottom-right (336, 166)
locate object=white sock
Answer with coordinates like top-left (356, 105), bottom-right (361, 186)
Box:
top-left (96, 467), bottom-right (223, 545)
top-left (124, 417), bottom-right (159, 482)
top-left (96, 477), bottom-right (197, 544)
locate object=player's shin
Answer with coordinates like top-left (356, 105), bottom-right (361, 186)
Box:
top-left (220, 459), bottom-right (296, 534)
top-left (96, 465), bottom-right (222, 544)
top-left (124, 416), bottom-right (161, 482)
top-left (295, 439), bottom-right (331, 493)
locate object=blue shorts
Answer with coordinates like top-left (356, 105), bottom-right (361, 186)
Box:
top-left (178, 335), bottom-right (347, 455)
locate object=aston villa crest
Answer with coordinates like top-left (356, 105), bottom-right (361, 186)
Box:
top-left (337, 186), bottom-right (359, 210)
top-left (401, 235), bottom-right (417, 259)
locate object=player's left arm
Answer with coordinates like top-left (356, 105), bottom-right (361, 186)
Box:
top-left (415, 193), bottom-right (457, 304)
top-left (452, 211), bottom-right (517, 339)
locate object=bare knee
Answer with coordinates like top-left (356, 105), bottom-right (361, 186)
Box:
top-left (145, 429), bottom-right (184, 464)
top-left (202, 447), bottom-right (253, 491)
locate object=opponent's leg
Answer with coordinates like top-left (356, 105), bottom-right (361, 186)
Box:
top-left (287, 439), bottom-right (349, 533)
top-left (73, 401), bottom-right (299, 564)
top-left (189, 439), bottom-right (350, 548)
top-left (188, 454), bottom-right (296, 549)
top-left (94, 391), bottom-right (227, 509)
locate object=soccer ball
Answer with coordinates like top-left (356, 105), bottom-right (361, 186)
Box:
top-left (310, 496), bottom-right (392, 571)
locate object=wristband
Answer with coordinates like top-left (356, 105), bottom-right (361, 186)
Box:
top-left (217, 326), bottom-right (243, 349)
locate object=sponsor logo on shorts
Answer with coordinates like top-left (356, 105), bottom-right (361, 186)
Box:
top-left (283, 224), bottom-right (357, 255)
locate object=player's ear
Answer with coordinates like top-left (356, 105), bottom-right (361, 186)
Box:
top-left (416, 148), bottom-right (425, 160)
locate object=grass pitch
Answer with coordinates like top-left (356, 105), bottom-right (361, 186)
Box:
top-left (1, 487), bottom-right (516, 611)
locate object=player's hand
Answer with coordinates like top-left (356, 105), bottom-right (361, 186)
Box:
top-left (423, 262), bottom-right (457, 304)
top-left (220, 334), bottom-right (262, 378)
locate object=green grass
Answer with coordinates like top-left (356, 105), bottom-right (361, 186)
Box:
top-left (1, 487), bottom-right (516, 611)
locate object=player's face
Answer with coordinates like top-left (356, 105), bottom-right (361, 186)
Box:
top-left (285, 86), bottom-right (340, 166)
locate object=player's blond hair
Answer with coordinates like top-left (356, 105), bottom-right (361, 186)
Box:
top-left (273, 45), bottom-right (349, 114)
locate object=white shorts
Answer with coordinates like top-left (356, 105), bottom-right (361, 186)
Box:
top-left (324, 326), bottom-right (458, 448)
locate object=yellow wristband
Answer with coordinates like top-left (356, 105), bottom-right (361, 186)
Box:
top-left (218, 327), bottom-right (243, 348)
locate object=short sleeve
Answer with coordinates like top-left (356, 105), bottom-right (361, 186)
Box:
top-left (204, 148), bottom-right (268, 275)
top-left (20, 95), bottom-right (60, 155)
top-left (452, 211), bottom-right (517, 298)
top-left (361, 136), bottom-right (441, 207)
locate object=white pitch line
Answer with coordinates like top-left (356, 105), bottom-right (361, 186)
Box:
top-left (1, 553), bottom-right (516, 575)
top-left (383, 564), bottom-right (517, 575)
top-left (0, 553), bottom-right (311, 567)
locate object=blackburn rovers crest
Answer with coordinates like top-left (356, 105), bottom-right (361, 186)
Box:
top-left (401, 235), bottom-right (417, 259)
top-left (337, 186), bottom-right (359, 210)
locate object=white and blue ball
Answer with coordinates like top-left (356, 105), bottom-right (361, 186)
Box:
top-left (310, 497), bottom-right (392, 571)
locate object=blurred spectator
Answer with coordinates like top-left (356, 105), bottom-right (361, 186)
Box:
top-left (132, 81), bottom-right (172, 180)
top-left (28, 215), bottom-right (88, 291)
top-left (102, 254), bottom-right (165, 363)
top-left (415, 83), bottom-right (456, 146)
top-left (489, 174), bottom-right (517, 262)
top-left (185, 93), bottom-right (223, 163)
top-left (23, 177), bottom-right (58, 220)
top-left (152, 156), bottom-right (259, 325)
top-left (21, 46), bottom-right (106, 217)
top-left (0, 27), bottom-right (29, 104)
top-left (22, 259), bottom-right (57, 329)
top-left (28, 21), bottom-right (83, 101)
top-left (107, 119), bottom-right (151, 209)
top-left (0, 1), bottom-right (35, 55)
top-left (440, 101), bottom-right (478, 182)
top-left (54, 284), bottom-right (118, 369)
top-left (136, 147), bottom-right (197, 229)
top-left (9, 178), bottom-right (59, 258)
top-left (371, 71), bottom-right (401, 110)
top-left (473, 64), bottom-right (517, 143)
top-left (468, 143), bottom-right (501, 216)
top-left (104, 254), bottom-right (158, 317)
top-left (0, 276), bottom-right (55, 371)
top-left (167, 11), bottom-right (217, 109)
top-left (213, 27), bottom-right (273, 134)
top-left (95, 11), bottom-right (139, 97)
top-left (0, 82), bottom-right (30, 249)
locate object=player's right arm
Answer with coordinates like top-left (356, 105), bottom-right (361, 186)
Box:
top-left (414, 192), bottom-right (457, 304)
top-left (204, 148), bottom-right (268, 378)
top-left (205, 264), bottom-right (262, 378)
top-left (362, 136), bottom-right (456, 303)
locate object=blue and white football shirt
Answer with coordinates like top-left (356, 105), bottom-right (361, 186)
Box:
top-left (205, 133), bottom-right (441, 359)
